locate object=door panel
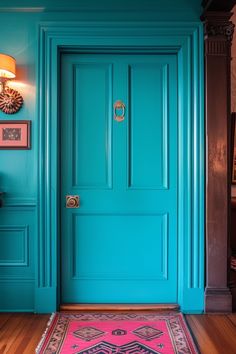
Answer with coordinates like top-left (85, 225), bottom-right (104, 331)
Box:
top-left (71, 214), bottom-right (168, 280)
top-left (72, 63), bottom-right (112, 189)
top-left (61, 53), bottom-right (177, 303)
top-left (128, 63), bottom-right (168, 189)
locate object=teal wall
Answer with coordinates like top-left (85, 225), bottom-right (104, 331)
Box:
top-left (0, 0), bottom-right (203, 312)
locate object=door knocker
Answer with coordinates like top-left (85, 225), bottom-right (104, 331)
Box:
top-left (114, 100), bottom-right (125, 122)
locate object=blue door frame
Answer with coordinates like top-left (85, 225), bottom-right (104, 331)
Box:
top-left (36, 22), bottom-right (204, 313)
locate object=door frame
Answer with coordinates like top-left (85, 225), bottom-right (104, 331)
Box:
top-left (36, 22), bottom-right (205, 313)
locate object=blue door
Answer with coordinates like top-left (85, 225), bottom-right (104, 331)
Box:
top-left (61, 53), bottom-right (178, 303)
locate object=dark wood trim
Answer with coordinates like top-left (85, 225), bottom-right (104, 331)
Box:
top-left (231, 197), bottom-right (236, 208)
top-left (205, 288), bottom-right (232, 312)
top-left (60, 304), bottom-right (179, 311)
top-left (230, 113), bottom-right (236, 184)
top-left (230, 198), bottom-right (236, 311)
top-left (201, 10), bottom-right (234, 312)
top-left (202, 0), bottom-right (236, 12)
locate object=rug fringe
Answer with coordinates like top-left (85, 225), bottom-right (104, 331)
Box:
top-left (35, 312), bottom-right (56, 354)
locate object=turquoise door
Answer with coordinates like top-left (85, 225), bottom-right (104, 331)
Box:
top-left (61, 53), bottom-right (178, 303)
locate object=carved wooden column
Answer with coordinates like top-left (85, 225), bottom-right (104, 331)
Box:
top-left (202, 11), bottom-right (234, 312)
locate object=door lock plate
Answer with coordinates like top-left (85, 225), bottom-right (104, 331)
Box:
top-left (66, 195), bottom-right (80, 208)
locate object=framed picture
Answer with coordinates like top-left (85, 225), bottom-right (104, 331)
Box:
top-left (0, 120), bottom-right (31, 149)
top-left (232, 113), bottom-right (236, 184)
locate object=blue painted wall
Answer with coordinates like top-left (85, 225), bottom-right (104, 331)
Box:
top-left (0, 0), bottom-right (203, 312)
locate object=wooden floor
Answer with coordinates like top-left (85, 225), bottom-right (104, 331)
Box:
top-left (0, 313), bottom-right (236, 353)
top-left (186, 314), bottom-right (236, 354)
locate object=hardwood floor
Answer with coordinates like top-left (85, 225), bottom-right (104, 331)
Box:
top-left (186, 314), bottom-right (236, 354)
top-left (0, 313), bottom-right (49, 354)
top-left (0, 313), bottom-right (236, 353)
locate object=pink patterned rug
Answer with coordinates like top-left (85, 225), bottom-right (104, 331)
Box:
top-left (36, 312), bottom-right (199, 354)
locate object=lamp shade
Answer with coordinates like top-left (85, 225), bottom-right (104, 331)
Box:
top-left (0, 54), bottom-right (16, 79)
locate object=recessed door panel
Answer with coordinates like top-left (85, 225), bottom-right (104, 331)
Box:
top-left (61, 53), bottom-right (177, 303)
top-left (71, 214), bottom-right (168, 280)
top-left (72, 63), bottom-right (112, 189)
top-left (128, 63), bottom-right (168, 189)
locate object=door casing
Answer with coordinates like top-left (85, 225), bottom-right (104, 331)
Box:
top-left (37, 22), bottom-right (205, 313)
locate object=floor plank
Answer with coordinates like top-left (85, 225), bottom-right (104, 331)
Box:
top-left (0, 314), bottom-right (49, 354)
top-left (0, 314), bottom-right (12, 331)
top-left (186, 314), bottom-right (236, 354)
top-left (0, 313), bottom-right (236, 353)
top-left (227, 313), bottom-right (236, 327)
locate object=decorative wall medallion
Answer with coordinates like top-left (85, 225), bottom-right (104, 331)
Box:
top-left (0, 87), bottom-right (23, 114)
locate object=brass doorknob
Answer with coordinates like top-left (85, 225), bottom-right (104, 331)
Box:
top-left (66, 195), bottom-right (80, 208)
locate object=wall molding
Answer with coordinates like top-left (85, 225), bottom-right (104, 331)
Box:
top-left (0, 279), bottom-right (35, 312)
top-left (37, 21), bottom-right (205, 313)
top-left (0, 277), bottom-right (34, 281)
top-left (0, 7), bottom-right (44, 12)
top-left (0, 225), bottom-right (29, 267)
top-left (2, 198), bottom-right (37, 208)
top-left (0, 205), bottom-right (36, 311)
top-left (0, 4), bottom-right (201, 15)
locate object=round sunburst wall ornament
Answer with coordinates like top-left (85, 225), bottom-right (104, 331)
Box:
top-left (0, 87), bottom-right (23, 114)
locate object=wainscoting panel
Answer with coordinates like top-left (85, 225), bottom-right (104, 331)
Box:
top-left (0, 225), bottom-right (29, 267)
top-left (0, 205), bottom-right (36, 311)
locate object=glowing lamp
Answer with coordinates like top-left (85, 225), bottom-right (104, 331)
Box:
top-left (0, 54), bottom-right (16, 79)
top-left (0, 53), bottom-right (23, 114)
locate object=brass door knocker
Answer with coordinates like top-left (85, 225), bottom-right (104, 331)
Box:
top-left (114, 100), bottom-right (125, 122)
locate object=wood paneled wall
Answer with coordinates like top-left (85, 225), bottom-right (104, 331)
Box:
top-left (201, 0), bottom-right (235, 312)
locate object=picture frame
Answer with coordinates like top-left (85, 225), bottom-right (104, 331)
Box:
top-left (0, 120), bottom-right (31, 150)
top-left (232, 112), bottom-right (236, 184)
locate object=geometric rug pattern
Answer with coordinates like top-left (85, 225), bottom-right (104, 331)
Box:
top-left (36, 312), bottom-right (199, 354)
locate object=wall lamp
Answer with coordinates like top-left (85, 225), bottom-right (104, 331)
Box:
top-left (0, 53), bottom-right (23, 114)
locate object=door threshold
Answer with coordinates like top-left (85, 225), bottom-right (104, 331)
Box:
top-left (60, 303), bottom-right (179, 311)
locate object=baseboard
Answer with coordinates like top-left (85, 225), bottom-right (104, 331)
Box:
top-left (60, 303), bottom-right (179, 311)
top-left (35, 287), bottom-right (57, 313)
top-left (204, 287), bottom-right (232, 312)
